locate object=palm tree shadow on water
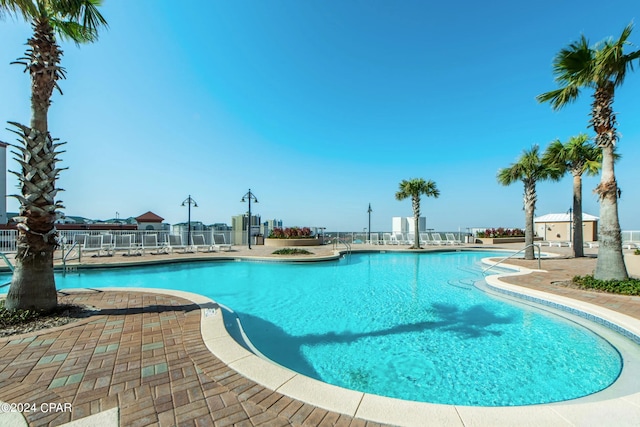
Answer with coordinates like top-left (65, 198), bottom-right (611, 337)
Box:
top-left (224, 303), bottom-right (515, 380)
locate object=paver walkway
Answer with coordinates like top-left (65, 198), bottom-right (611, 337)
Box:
top-left (0, 246), bottom-right (639, 426)
top-left (0, 290), bottom-right (384, 426)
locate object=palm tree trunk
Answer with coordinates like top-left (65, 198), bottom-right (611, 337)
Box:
top-left (594, 144), bottom-right (627, 280)
top-left (572, 173), bottom-right (584, 257)
top-left (412, 196), bottom-right (421, 249)
top-left (5, 18), bottom-right (62, 311)
top-left (524, 181), bottom-right (535, 260)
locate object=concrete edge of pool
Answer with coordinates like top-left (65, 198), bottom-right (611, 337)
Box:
top-left (111, 254), bottom-right (640, 427)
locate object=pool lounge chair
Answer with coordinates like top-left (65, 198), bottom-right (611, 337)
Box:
top-left (113, 234), bottom-right (138, 256)
top-left (141, 234), bottom-right (166, 255)
top-left (192, 234), bottom-right (214, 253)
top-left (82, 235), bottom-right (107, 257)
top-left (369, 233), bottom-right (380, 245)
top-left (430, 233), bottom-right (445, 245)
top-left (406, 233), bottom-right (416, 246)
top-left (445, 233), bottom-right (462, 245)
top-left (393, 232), bottom-right (406, 245)
top-left (419, 232), bottom-right (432, 246)
top-left (584, 241), bottom-right (599, 248)
top-left (212, 233), bottom-right (232, 252)
top-left (167, 234), bottom-right (189, 254)
top-left (623, 241), bottom-right (640, 250)
top-left (382, 233), bottom-right (395, 245)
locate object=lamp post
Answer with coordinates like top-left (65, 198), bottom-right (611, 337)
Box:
top-left (367, 203), bottom-right (372, 243)
top-left (181, 195), bottom-right (198, 246)
top-left (241, 189), bottom-right (258, 249)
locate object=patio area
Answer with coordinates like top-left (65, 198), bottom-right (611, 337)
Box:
top-left (1, 243), bottom-right (639, 426)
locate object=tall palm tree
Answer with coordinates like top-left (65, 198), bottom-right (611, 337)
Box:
top-left (1, 0), bottom-right (107, 311)
top-left (497, 145), bottom-right (563, 260)
top-left (543, 134), bottom-right (603, 257)
top-left (537, 24), bottom-right (639, 280)
top-left (395, 178), bottom-right (440, 249)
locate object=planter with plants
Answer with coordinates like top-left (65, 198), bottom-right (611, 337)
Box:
top-left (475, 227), bottom-right (535, 244)
top-left (265, 227), bottom-right (321, 247)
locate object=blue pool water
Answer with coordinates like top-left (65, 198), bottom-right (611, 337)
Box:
top-left (14, 251), bottom-right (624, 406)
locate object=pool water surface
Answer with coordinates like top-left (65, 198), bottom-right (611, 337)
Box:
top-left (51, 251), bottom-right (621, 406)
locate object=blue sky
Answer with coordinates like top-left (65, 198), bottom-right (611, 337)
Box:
top-left (1, 1), bottom-right (639, 232)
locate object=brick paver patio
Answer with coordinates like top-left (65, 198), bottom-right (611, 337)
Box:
top-left (0, 245), bottom-right (639, 426)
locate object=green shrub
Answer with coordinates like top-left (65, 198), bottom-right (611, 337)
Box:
top-left (272, 248), bottom-right (313, 255)
top-left (635, 249), bottom-right (640, 255)
top-left (572, 275), bottom-right (640, 296)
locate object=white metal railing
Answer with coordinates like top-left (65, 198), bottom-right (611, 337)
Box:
top-left (621, 230), bottom-right (640, 243)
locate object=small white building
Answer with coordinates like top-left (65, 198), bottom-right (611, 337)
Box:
top-left (392, 216), bottom-right (426, 234)
top-left (534, 212), bottom-right (599, 242)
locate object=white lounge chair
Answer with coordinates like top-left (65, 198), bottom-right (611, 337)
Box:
top-left (192, 234), bottom-right (214, 253)
top-left (406, 233), bottom-right (416, 246)
top-left (584, 241), bottom-right (599, 248)
top-left (430, 233), bottom-right (445, 245)
top-left (393, 232), bottom-right (406, 245)
top-left (382, 233), bottom-right (395, 245)
top-left (167, 234), bottom-right (189, 254)
top-left (369, 233), bottom-right (380, 245)
top-left (113, 234), bottom-right (138, 256)
top-left (419, 232), bottom-right (432, 246)
top-left (141, 234), bottom-right (166, 255)
top-left (212, 233), bottom-right (232, 252)
top-left (623, 241), bottom-right (639, 250)
top-left (445, 233), bottom-right (462, 245)
top-left (82, 235), bottom-right (107, 257)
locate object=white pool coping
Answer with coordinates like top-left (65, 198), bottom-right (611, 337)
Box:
top-left (113, 266), bottom-right (640, 427)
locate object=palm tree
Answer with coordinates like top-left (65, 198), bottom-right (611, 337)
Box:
top-left (497, 145), bottom-right (563, 260)
top-left (537, 24), bottom-right (640, 280)
top-left (543, 134), bottom-right (602, 257)
top-left (1, 0), bottom-right (107, 311)
top-left (395, 178), bottom-right (440, 249)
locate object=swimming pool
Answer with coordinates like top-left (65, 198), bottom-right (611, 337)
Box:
top-left (42, 251), bottom-right (623, 405)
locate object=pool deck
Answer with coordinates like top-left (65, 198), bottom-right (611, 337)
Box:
top-left (0, 243), bottom-right (639, 426)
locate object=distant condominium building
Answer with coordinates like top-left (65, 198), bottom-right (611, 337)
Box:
top-left (263, 219), bottom-right (283, 237)
top-left (392, 216), bottom-right (427, 234)
top-left (232, 214), bottom-right (261, 245)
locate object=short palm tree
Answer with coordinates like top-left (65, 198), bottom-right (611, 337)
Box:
top-left (537, 24), bottom-right (639, 280)
top-left (497, 145), bottom-right (563, 260)
top-left (395, 178), bottom-right (440, 249)
top-left (1, 0), bottom-right (107, 311)
top-left (543, 134), bottom-right (602, 257)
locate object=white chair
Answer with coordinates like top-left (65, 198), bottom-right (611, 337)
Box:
top-left (445, 233), bottom-right (462, 245)
top-left (382, 233), bottom-right (394, 245)
top-left (167, 234), bottom-right (189, 253)
top-left (192, 234), bottom-right (214, 252)
top-left (406, 233), bottom-right (416, 246)
top-left (430, 233), bottom-right (445, 245)
top-left (141, 234), bottom-right (166, 255)
top-left (82, 235), bottom-right (106, 256)
top-left (419, 233), bottom-right (432, 246)
top-left (113, 234), bottom-right (138, 256)
top-left (393, 233), bottom-right (405, 245)
top-left (212, 234), bottom-right (232, 252)
top-left (369, 233), bottom-right (380, 245)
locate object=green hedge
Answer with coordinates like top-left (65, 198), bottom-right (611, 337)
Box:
top-left (572, 275), bottom-right (640, 296)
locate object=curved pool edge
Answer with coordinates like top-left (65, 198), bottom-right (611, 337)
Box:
top-left (100, 285), bottom-right (640, 427)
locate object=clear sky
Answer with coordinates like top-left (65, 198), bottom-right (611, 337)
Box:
top-left (1, 1), bottom-right (639, 232)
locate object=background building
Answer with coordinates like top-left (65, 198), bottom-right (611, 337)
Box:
top-left (262, 219), bottom-right (283, 237)
top-left (232, 214), bottom-right (261, 245)
top-left (392, 216), bottom-right (427, 234)
top-left (534, 212), bottom-right (599, 242)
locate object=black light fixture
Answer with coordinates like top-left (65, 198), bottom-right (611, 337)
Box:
top-left (241, 189), bottom-right (258, 249)
top-left (367, 203), bottom-right (372, 243)
top-left (181, 195), bottom-right (198, 245)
